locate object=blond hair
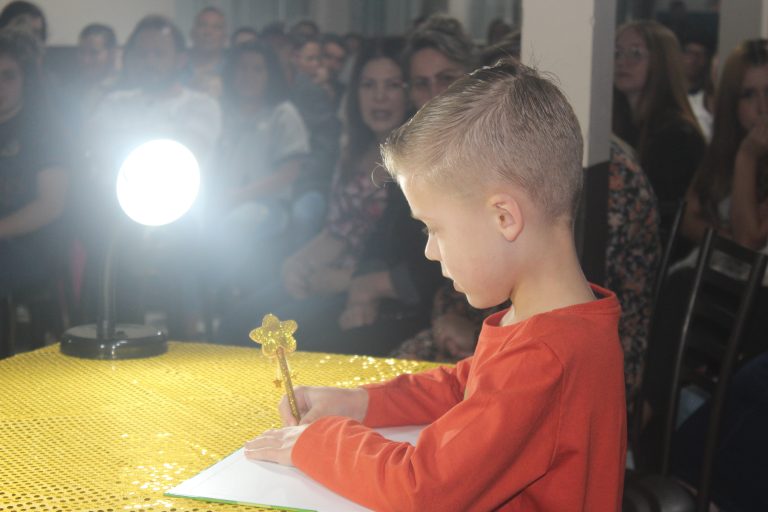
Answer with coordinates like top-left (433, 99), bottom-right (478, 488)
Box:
top-left (381, 59), bottom-right (583, 220)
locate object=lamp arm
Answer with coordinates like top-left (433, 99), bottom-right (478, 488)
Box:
top-left (96, 224), bottom-right (121, 340)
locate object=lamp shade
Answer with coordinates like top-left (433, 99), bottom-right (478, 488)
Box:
top-left (116, 139), bottom-right (200, 226)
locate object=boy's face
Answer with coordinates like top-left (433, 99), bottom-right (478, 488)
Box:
top-left (400, 177), bottom-right (515, 309)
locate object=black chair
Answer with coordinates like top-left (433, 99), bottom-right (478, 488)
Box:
top-left (629, 199), bottom-right (686, 455)
top-left (623, 229), bottom-right (768, 512)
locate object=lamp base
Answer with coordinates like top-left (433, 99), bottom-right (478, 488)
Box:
top-left (60, 324), bottom-right (167, 360)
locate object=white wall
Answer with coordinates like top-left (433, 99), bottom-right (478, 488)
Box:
top-left (0, 0), bottom-right (176, 45)
top-left (521, 0), bottom-right (615, 167)
top-left (718, 0), bottom-right (768, 61)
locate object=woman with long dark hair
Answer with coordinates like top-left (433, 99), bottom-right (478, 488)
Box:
top-left (205, 40), bottom-right (311, 293)
top-left (217, 37), bottom-right (411, 349)
top-left (683, 39), bottom-right (768, 248)
top-left (644, 43), bottom-right (768, 490)
top-left (613, 21), bottom-right (705, 219)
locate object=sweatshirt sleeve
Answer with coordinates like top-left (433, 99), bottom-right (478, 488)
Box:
top-left (362, 358), bottom-right (472, 427)
top-left (292, 342), bottom-right (564, 512)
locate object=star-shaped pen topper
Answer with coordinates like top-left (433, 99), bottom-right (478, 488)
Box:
top-left (248, 314), bottom-right (298, 358)
top-left (248, 313), bottom-right (301, 423)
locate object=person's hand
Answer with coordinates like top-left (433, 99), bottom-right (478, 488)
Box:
top-left (739, 120), bottom-right (768, 161)
top-left (337, 272), bottom-right (395, 330)
top-left (281, 256), bottom-right (311, 299)
top-left (338, 300), bottom-right (378, 330)
top-left (305, 266), bottom-right (353, 295)
top-left (244, 425), bottom-right (308, 466)
top-left (433, 313), bottom-right (478, 360)
top-left (279, 386), bottom-right (369, 426)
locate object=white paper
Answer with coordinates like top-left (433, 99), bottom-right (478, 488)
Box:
top-left (165, 425), bottom-right (424, 512)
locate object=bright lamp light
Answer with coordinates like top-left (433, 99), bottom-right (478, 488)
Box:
top-left (116, 139), bottom-right (200, 226)
top-left (61, 139), bottom-right (201, 360)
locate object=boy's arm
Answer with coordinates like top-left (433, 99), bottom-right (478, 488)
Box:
top-left (293, 343), bottom-right (563, 512)
top-left (362, 358), bottom-right (472, 427)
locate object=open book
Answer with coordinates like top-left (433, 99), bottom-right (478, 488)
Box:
top-left (165, 425), bottom-right (424, 512)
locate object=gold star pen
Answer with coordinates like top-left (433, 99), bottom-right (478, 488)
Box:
top-left (249, 314), bottom-right (301, 423)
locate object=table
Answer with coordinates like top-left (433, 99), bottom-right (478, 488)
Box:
top-left (0, 343), bottom-right (441, 511)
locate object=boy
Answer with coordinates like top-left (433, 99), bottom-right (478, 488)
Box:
top-left (245, 60), bottom-right (627, 511)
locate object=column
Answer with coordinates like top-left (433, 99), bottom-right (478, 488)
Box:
top-left (521, 0), bottom-right (616, 283)
top-left (718, 0), bottom-right (768, 60)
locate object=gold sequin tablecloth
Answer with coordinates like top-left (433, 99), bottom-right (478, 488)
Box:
top-left (0, 343), bottom-right (441, 512)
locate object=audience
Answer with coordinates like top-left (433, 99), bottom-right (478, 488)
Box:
top-left (260, 22), bottom-right (293, 84)
top-left (613, 21), bottom-right (705, 220)
top-left (320, 33), bottom-right (347, 108)
top-left (486, 18), bottom-right (513, 46)
top-left (338, 32), bottom-right (362, 85)
top-left (230, 26), bottom-right (258, 48)
top-left (216, 38), bottom-right (417, 355)
top-left (289, 19), bottom-right (319, 40)
top-left (184, 6), bottom-right (227, 98)
top-left (403, 15), bottom-right (476, 109)
top-left (682, 29), bottom-right (716, 140)
top-left (0, 1), bottom-right (46, 45)
top-left (67, 23), bottom-right (118, 121)
top-left (641, 38), bottom-right (768, 474)
top-left (289, 34), bottom-right (341, 202)
top-left (207, 40), bottom-right (310, 293)
top-left (0, 29), bottom-right (69, 297)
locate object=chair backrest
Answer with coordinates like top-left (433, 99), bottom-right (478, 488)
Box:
top-left (660, 229), bottom-right (767, 511)
top-left (651, 200), bottom-right (687, 310)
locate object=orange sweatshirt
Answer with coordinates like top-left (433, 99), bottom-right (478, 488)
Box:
top-left (292, 284), bottom-right (627, 511)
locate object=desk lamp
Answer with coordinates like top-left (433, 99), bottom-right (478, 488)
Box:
top-left (61, 139), bottom-right (201, 359)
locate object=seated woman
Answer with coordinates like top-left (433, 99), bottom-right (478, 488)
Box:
top-left (643, 39), bottom-right (768, 471)
top-left (0, 29), bottom-right (68, 298)
top-left (393, 135), bottom-right (661, 406)
top-left (216, 38), bottom-right (411, 352)
top-left (613, 20), bottom-right (705, 236)
top-left (326, 16), bottom-right (477, 355)
top-left (207, 40), bottom-right (312, 291)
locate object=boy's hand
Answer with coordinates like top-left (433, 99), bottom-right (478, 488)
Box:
top-left (279, 386), bottom-right (369, 426)
top-left (244, 425), bottom-right (308, 466)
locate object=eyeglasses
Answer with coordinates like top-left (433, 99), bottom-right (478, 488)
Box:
top-left (614, 47), bottom-right (648, 64)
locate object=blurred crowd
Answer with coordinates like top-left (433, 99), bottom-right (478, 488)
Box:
top-left (1, 0), bottom-right (767, 508)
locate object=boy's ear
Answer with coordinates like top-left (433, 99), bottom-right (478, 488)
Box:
top-left (488, 193), bottom-right (524, 242)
